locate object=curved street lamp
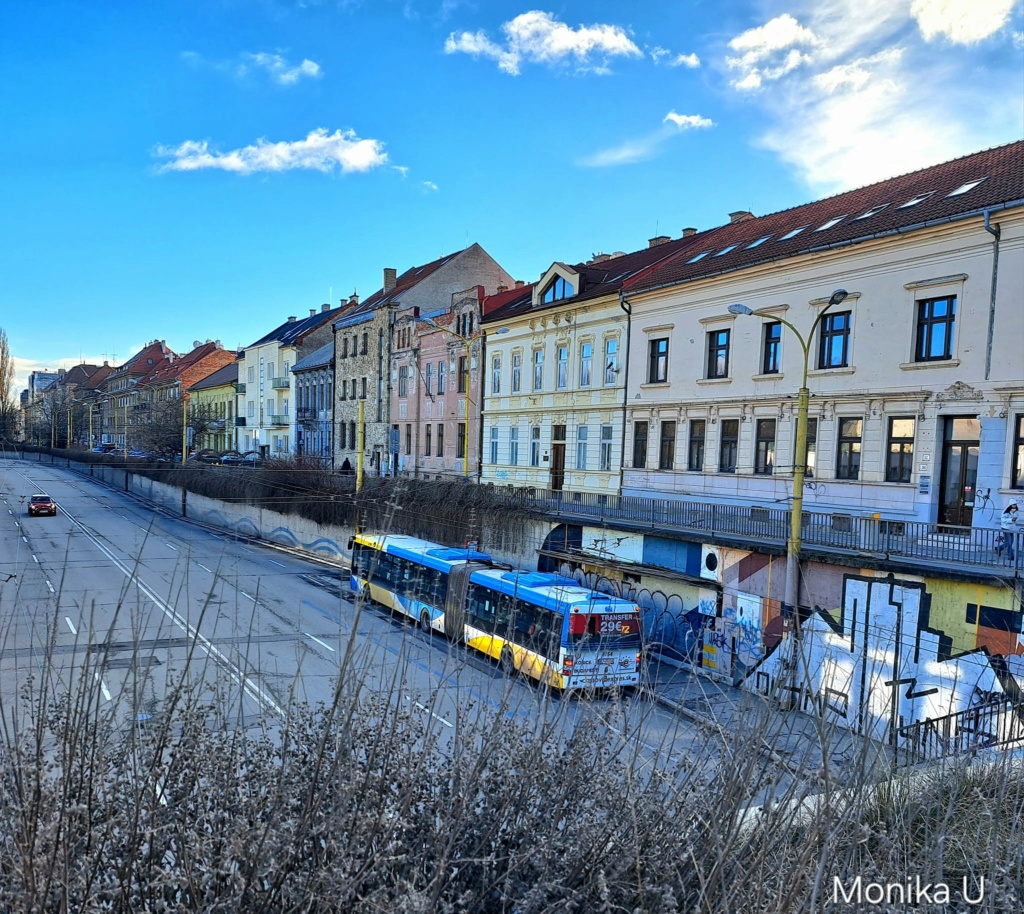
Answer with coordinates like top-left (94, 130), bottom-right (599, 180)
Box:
top-left (729, 288), bottom-right (849, 641)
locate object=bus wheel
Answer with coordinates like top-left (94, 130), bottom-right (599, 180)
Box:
top-left (500, 647), bottom-right (517, 677)
top-left (419, 610), bottom-right (432, 634)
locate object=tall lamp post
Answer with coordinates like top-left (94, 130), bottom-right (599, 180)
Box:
top-left (729, 288), bottom-right (849, 636)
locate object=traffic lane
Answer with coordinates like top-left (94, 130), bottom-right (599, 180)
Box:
top-left (2, 463), bottom-right (289, 726)
top-left (4, 460), bottom-right (725, 779)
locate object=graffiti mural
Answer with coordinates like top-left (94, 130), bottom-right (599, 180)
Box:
top-left (748, 573), bottom-right (1020, 750)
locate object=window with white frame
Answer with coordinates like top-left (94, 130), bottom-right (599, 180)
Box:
top-left (533, 350), bottom-right (544, 390)
top-left (490, 426), bottom-right (499, 464)
top-left (491, 355), bottom-right (501, 394)
top-left (557, 346), bottom-right (568, 389)
top-left (509, 426), bottom-right (519, 465)
top-left (604, 338), bottom-right (618, 385)
top-left (600, 425), bottom-right (613, 472)
top-left (530, 426), bottom-right (540, 466)
top-left (512, 352), bottom-right (522, 392)
top-left (580, 342), bottom-right (592, 387)
top-left (576, 426), bottom-right (588, 469)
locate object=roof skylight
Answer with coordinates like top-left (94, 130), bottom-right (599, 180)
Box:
top-left (854, 204), bottom-right (889, 220)
top-left (779, 226), bottom-right (809, 240)
top-left (746, 234), bottom-right (773, 248)
top-left (714, 244), bottom-right (738, 257)
top-left (947, 178), bottom-right (987, 197)
top-left (898, 192), bottom-right (934, 208)
top-left (816, 215), bottom-right (847, 231)
top-left (687, 251), bottom-right (710, 263)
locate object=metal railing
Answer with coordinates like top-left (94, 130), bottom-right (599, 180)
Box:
top-left (499, 487), bottom-right (1021, 572)
top-left (271, 377), bottom-right (290, 389)
top-left (898, 700), bottom-right (1024, 766)
top-left (268, 414), bottom-right (290, 426)
top-left (234, 382), bottom-right (246, 393)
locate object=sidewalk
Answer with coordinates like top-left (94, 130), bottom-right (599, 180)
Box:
top-left (646, 658), bottom-right (893, 782)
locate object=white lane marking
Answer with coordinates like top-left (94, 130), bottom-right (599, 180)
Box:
top-left (304, 633), bottom-right (335, 652)
top-left (196, 563), bottom-right (212, 573)
top-left (32, 555), bottom-right (39, 563)
top-left (46, 580), bottom-right (55, 593)
top-left (165, 543), bottom-right (178, 551)
top-left (270, 560), bottom-right (285, 568)
top-left (22, 536), bottom-right (27, 543)
top-left (60, 509), bottom-right (285, 718)
top-left (240, 591), bottom-right (256, 602)
top-left (65, 617), bottom-right (78, 635)
top-left (120, 514), bottom-right (127, 519)
top-left (409, 697), bottom-right (453, 728)
top-left (94, 674), bottom-right (111, 702)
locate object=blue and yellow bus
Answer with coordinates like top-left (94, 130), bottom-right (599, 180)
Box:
top-left (350, 533), bottom-right (642, 690)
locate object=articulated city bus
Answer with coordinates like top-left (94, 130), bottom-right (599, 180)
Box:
top-left (350, 533), bottom-right (642, 690)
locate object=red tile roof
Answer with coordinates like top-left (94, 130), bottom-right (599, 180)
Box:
top-left (334, 249), bottom-right (469, 328)
top-left (481, 233), bottom-right (708, 325)
top-left (626, 140), bottom-right (1024, 294)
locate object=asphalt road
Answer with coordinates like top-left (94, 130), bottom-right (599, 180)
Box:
top-left (0, 457), bottom-right (725, 780)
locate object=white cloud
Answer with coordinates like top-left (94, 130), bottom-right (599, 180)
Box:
top-left (154, 128), bottom-right (388, 175)
top-left (663, 111), bottom-right (714, 129)
top-left (722, 3), bottom-right (1022, 192)
top-left (911, 0), bottom-right (1016, 44)
top-left (727, 13), bottom-right (819, 89)
top-left (445, 10), bottom-right (641, 75)
top-left (392, 165), bottom-right (410, 178)
top-left (239, 52), bottom-right (322, 85)
top-left (580, 113), bottom-right (714, 167)
top-left (671, 52), bottom-right (701, 68)
top-left (421, 181), bottom-right (439, 191)
top-left (181, 50), bottom-right (322, 86)
top-left (650, 46), bottom-right (701, 67)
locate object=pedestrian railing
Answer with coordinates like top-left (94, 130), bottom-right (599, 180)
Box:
top-left (499, 487), bottom-right (1020, 572)
top-left (897, 699), bottom-right (1024, 766)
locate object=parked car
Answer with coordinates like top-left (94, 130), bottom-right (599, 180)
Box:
top-left (28, 494), bottom-right (57, 517)
top-left (188, 449), bottom-right (221, 465)
top-left (223, 451), bottom-right (264, 467)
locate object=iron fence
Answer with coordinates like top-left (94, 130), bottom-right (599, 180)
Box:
top-left (499, 487), bottom-right (1020, 572)
top-left (897, 700), bottom-right (1024, 766)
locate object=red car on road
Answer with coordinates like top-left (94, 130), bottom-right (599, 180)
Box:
top-left (28, 494), bottom-right (57, 516)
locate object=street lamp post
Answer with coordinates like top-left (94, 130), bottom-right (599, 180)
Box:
top-left (729, 289), bottom-right (849, 674)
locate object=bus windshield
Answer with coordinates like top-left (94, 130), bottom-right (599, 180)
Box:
top-left (566, 611), bottom-right (642, 647)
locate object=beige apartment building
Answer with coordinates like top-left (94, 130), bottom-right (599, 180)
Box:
top-left (618, 140), bottom-right (1024, 531)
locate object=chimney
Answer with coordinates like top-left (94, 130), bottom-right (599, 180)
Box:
top-left (496, 283), bottom-right (508, 293)
top-left (287, 316), bottom-right (297, 323)
top-left (591, 252), bottom-right (611, 263)
top-left (648, 235), bottom-right (671, 248)
top-left (515, 280), bottom-right (525, 288)
top-left (383, 268), bottom-right (397, 292)
top-left (682, 227), bottom-right (697, 237)
top-left (322, 302), bottom-right (330, 312)
top-left (729, 210), bottom-right (754, 224)
top-left (310, 309), bottom-right (317, 317)
top-left (215, 340), bottom-right (222, 348)
top-left (349, 292), bottom-right (360, 306)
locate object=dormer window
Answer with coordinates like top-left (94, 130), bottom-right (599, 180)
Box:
top-left (542, 276), bottom-right (574, 303)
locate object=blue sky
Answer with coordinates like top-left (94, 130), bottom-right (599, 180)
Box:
top-left (3, 0), bottom-right (1022, 393)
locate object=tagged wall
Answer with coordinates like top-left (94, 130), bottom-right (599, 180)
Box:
top-left (747, 573), bottom-right (1022, 750)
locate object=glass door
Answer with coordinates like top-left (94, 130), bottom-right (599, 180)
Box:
top-left (938, 417), bottom-right (979, 527)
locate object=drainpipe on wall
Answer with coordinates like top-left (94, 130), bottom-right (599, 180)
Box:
top-left (618, 292), bottom-right (633, 495)
top-left (983, 209), bottom-right (1001, 381)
